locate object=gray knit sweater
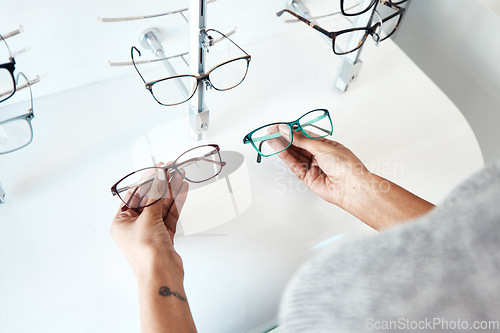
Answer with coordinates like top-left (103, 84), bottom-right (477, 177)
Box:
top-left (279, 160), bottom-right (500, 332)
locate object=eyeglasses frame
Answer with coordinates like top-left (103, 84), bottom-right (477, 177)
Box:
top-left (340, 0), bottom-right (408, 17)
top-left (243, 109), bottom-right (333, 163)
top-left (0, 72), bottom-right (35, 154)
top-left (131, 28), bottom-right (252, 106)
top-left (110, 144), bottom-right (225, 210)
top-left (276, 9), bottom-right (382, 55)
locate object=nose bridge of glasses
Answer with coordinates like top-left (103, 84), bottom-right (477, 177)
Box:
top-left (197, 72), bottom-right (213, 90)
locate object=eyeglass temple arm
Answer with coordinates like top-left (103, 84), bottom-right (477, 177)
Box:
top-left (204, 28), bottom-right (250, 56)
top-left (112, 28), bottom-right (237, 67)
top-left (276, 9), bottom-right (332, 38)
top-left (176, 154), bottom-right (226, 170)
top-left (110, 51), bottom-right (188, 67)
top-left (130, 46), bottom-right (147, 84)
top-left (0, 74), bottom-right (40, 99)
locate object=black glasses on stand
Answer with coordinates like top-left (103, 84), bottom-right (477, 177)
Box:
top-left (0, 72), bottom-right (35, 154)
top-left (277, 9), bottom-right (382, 55)
top-left (111, 144), bottom-right (226, 211)
top-left (0, 34), bottom-right (16, 103)
top-left (340, 0), bottom-right (408, 16)
top-left (131, 29), bottom-right (251, 106)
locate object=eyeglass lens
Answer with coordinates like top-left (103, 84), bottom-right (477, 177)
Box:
top-left (0, 73), bottom-right (33, 154)
top-left (0, 118), bottom-right (33, 154)
top-left (298, 110), bottom-right (333, 139)
top-left (152, 75), bottom-right (198, 106)
top-left (115, 167), bottom-right (168, 210)
top-left (334, 29), bottom-right (369, 54)
top-left (250, 123), bottom-right (292, 157)
top-left (175, 145), bottom-right (223, 182)
top-left (0, 68), bottom-right (15, 102)
top-left (208, 58), bottom-right (249, 91)
top-left (378, 5), bottom-right (402, 41)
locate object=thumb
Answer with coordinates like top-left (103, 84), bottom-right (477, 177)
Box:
top-left (279, 125), bottom-right (328, 156)
top-left (141, 196), bottom-right (165, 222)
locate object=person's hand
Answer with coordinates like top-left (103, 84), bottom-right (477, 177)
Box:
top-left (275, 125), bottom-right (371, 210)
top-left (111, 165), bottom-right (189, 279)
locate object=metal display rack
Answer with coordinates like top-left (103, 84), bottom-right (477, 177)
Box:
top-left (286, 0), bottom-right (377, 92)
top-left (100, 0), bottom-right (214, 140)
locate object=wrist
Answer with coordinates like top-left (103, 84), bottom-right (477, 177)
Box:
top-left (339, 168), bottom-right (376, 212)
top-left (135, 249), bottom-right (185, 284)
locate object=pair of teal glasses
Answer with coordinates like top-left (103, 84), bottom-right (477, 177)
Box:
top-left (243, 109), bottom-right (333, 163)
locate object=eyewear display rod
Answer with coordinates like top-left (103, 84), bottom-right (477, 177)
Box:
top-left (189, 0), bottom-right (210, 141)
top-left (0, 182), bottom-right (5, 204)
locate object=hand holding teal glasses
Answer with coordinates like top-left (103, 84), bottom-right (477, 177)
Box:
top-left (243, 109), bottom-right (333, 163)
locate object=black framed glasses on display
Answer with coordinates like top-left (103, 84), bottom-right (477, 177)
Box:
top-left (277, 9), bottom-right (382, 55)
top-left (131, 29), bottom-right (251, 106)
top-left (340, 0), bottom-right (408, 17)
top-left (111, 144), bottom-right (226, 211)
top-left (0, 72), bottom-right (35, 154)
top-left (0, 33), bottom-right (16, 103)
top-left (243, 109), bottom-right (333, 163)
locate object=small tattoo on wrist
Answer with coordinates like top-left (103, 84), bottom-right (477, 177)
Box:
top-left (159, 286), bottom-right (187, 302)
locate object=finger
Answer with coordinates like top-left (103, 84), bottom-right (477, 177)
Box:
top-left (140, 194), bottom-right (166, 223)
top-left (161, 169), bottom-right (184, 220)
top-left (164, 181), bottom-right (189, 236)
top-left (281, 143), bottom-right (313, 165)
top-left (264, 124), bottom-right (292, 155)
top-left (276, 147), bottom-right (311, 180)
top-left (279, 125), bottom-right (330, 156)
top-left (113, 203), bottom-right (140, 222)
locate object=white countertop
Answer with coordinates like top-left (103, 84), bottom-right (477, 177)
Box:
top-left (0, 10), bottom-right (483, 333)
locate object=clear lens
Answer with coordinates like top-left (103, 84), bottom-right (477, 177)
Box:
top-left (115, 167), bottom-right (167, 209)
top-left (380, 16), bottom-right (398, 41)
top-left (0, 68), bottom-right (15, 103)
top-left (151, 75), bottom-right (198, 106)
top-left (208, 58), bottom-right (249, 91)
top-left (250, 123), bottom-right (291, 157)
top-left (0, 117), bottom-right (32, 154)
top-left (378, 6), bottom-right (401, 41)
top-left (342, 0), bottom-right (376, 15)
top-left (175, 145), bottom-right (223, 182)
top-left (334, 29), bottom-right (368, 54)
top-left (298, 110), bottom-right (333, 139)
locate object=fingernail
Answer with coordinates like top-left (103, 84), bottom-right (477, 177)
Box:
top-left (279, 125), bottom-right (289, 138)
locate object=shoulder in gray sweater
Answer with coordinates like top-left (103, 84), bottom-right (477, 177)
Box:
top-left (279, 160), bottom-right (500, 332)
